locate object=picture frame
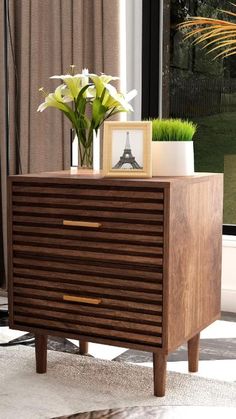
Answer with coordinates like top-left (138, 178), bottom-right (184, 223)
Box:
top-left (102, 121), bottom-right (152, 178)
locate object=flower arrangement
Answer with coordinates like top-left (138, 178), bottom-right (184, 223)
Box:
top-left (38, 66), bottom-right (137, 167)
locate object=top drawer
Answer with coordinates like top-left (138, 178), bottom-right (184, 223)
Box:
top-left (11, 181), bottom-right (165, 267)
top-left (12, 182), bottom-right (164, 235)
top-left (11, 182), bottom-right (164, 222)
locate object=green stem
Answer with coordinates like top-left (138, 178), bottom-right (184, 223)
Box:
top-left (99, 107), bottom-right (118, 127)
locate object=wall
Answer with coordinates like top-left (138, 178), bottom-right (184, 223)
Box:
top-left (125, 0), bottom-right (142, 121)
top-left (222, 236), bottom-right (236, 312)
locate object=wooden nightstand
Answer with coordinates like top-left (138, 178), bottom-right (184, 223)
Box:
top-left (8, 171), bottom-right (223, 396)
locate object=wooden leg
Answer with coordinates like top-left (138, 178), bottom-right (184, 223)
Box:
top-left (35, 334), bottom-right (47, 374)
top-left (79, 340), bottom-right (88, 355)
top-left (188, 332), bottom-right (200, 372)
top-left (153, 353), bottom-right (167, 397)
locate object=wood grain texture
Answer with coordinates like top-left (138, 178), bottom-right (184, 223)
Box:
top-left (8, 172), bottom-right (223, 398)
top-left (153, 353), bottom-right (167, 397)
top-left (14, 315), bottom-right (162, 345)
top-left (62, 295), bottom-right (102, 305)
top-left (7, 178), bottom-right (14, 326)
top-left (10, 322), bottom-right (162, 352)
top-left (14, 306), bottom-right (162, 335)
top-left (188, 332), bottom-right (200, 373)
top-left (12, 224), bottom-right (164, 244)
top-left (167, 174), bottom-right (223, 351)
top-left (13, 286), bottom-right (163, 313)
top-left (63, 220), bottom-right (102, 228)
top-left (79, 341), bottom-right (88, 355)
top-left (13, 296), bottom-right (162, 324)
top-left (12, 257), bottom-right (163, 281)
top-left (12, 266), bottom-right (163, 291)
top-left (13, 277), bottom-right (162, 303)
top-left (35, 334), bottom-right (47, 374)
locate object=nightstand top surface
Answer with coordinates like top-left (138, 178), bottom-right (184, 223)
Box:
top-left (9, 170), bottom-right (222, 186)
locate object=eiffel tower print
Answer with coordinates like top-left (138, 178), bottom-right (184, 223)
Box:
top-left (113, 131), bottom-right (143, 169)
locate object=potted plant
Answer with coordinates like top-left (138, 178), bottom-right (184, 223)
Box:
top-left (151, 118), bottom-right (197, 176)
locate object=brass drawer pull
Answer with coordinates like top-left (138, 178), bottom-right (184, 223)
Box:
top-left (63, 220), bottom-right (101, 228)
top-left (63, 295), bottom-right (102, 305)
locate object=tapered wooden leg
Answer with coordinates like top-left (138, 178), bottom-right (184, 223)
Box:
top-left (79, 340), bottom-right (88, 355)
top-left (188, 332), bottom-right (200, 372)
top-left (35, 334), bottom-right (47, 374)
top-left (153, 353), bottom-right (167, 397)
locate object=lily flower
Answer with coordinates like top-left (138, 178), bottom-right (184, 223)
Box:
top-left (89, 73), bottom-right (120, 97)
top-left (50, 73), bottom-right (90, 99)
top-left (37, 67), bottom-right (138, 168)
top-left (81, 68), bottom-right (89, 86)
top-left (37, 84), bottom-right (72, 112)
top-left (102, 83), bottom-right (137, 112)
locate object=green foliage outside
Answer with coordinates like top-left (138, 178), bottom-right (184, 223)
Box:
top-left (193, 112), bottom-right (236, 223)
top-left (223, 155), bottom-right (236, 225)
top-left (151, 118), bottom-right (197, 141)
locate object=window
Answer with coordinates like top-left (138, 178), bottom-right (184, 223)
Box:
top-left (142, 1), bottom-right (236, 233)
top-left (170, 0), bottom-right (236, 232)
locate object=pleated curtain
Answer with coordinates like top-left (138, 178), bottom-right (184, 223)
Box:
top-left (0, 0), bottom-right (120, 286)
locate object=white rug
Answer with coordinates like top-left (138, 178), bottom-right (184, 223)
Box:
top-left (0, 346), bottom-right (236, 419)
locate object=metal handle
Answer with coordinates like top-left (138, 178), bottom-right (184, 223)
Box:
top-left (63, 220), bottom-right (101, 228)
top-left (63, 295), bottom-right (102, 305)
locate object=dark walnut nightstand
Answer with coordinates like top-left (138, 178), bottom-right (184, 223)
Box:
top-left (8, 171), bottom-right (223, 396)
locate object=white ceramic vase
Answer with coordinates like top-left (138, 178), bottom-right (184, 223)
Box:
top-left (152, 141), bottom-right (194, 176)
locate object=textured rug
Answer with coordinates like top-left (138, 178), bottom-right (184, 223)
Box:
top-left (54, 406), bottom-right (236, 419)
top-left (1, 346), bottom-right (236, 419)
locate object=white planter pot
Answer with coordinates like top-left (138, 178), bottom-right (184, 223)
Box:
top-left (152, 141), bottom-right (194, 176)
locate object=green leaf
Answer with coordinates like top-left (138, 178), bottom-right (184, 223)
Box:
top-left (92, 98), bottom-right (107, 127)
top-left (100, 87), bottom-right (106, 103)
top-left (77, 97), bottom-right (87, 115)
top-left (75, 85), bottom-right (90, 108)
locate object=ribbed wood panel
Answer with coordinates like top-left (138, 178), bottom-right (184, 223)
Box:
top-left (12, 224), bottom-right (164, 244)
top-left (14, 314), bottom-right (162, 345)
top-left (12, 184), bottom-right (164, 200)
top-left (13, 258), bottom-right (163, 280)
top-left (13, 244), bottom-right (163, 267)
top-left (13, 235), bottom-right (163, 256)
top-left (13, 296), bottom-right (162, 324)
top-left (14, 306), bottom-right (162, 334)
top-left (13, 277), bottom-right (162, 303)
top-left (13, 287), bottom-right (162, 313)
top-left (13, 267), bottom-right (162, 291)
top-left (12, 205), bottom-right (164, 222)
top-left (10, 180), bottom-right (165, 347)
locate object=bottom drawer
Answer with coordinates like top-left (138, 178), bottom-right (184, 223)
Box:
top-left (13, 294), bottom-right (163, 348)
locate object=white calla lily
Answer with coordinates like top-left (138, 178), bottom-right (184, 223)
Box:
top-left (102, 83), bottom-right (137, 112)
top-left (125, 89), bottom-right (138, 102)
top-left (50, 73), bottom-right (90, 99)
top-left (37, 84), bottom-right (72, 112)
top-left (38, 67), bottom-right (137, 167)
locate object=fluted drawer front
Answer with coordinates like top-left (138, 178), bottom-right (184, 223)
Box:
top-left (11, 180), bottom-right (165, 348)
top-left (12, 257), bottom-right (163, 347)
top-left (12, 181), bottom-right (164, 266)
top-left (12, 182), bottom-right (164, 230)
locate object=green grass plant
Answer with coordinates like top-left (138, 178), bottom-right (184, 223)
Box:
top-left (151, 118), bottom-right (197, 141)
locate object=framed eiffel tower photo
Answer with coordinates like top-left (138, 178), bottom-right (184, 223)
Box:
top-left (103, 121), bottom-right (152, 178)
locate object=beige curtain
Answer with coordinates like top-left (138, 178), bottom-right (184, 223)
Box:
top-left (0, 0), bottom-right (120, 286)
